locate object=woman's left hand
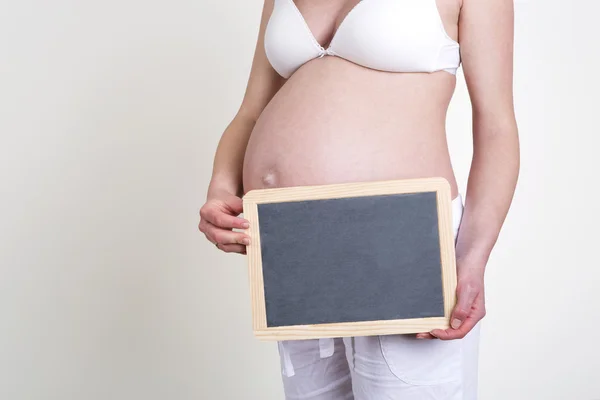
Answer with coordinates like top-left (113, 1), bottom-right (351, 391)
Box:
top-left (416, 265), bottom-right (486, 340)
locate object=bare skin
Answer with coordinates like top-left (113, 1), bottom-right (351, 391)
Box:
top-left (199, 0), bottom-right (519, 341)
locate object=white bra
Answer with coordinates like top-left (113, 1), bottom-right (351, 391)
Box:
top-left (264, 0), bottom-right (461, 79)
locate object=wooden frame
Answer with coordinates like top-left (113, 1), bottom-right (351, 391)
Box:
top-left (242, 177), bottom-right (457, 341)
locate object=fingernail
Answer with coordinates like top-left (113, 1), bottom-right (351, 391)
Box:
top-left (451, 318), bottom-right (462, 329)
top-left (242, 222), bottom-right (250, 229)
top-left (242, 238), bottom-right (250, 245)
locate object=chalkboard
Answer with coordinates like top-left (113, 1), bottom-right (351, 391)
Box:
top-left (242, 178), bottom-right (457, 341)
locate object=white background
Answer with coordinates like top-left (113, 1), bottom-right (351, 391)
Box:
top-left (1, 0), bottom-right (599, 399)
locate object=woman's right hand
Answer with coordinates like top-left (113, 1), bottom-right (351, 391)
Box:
top-left (199, 190), bottom-right (251, 254)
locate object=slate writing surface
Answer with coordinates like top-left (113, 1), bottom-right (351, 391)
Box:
top-left (258, 191), bottom-right (444, 327)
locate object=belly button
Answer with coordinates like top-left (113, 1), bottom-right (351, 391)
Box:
top-left (261, 170), bottom-right (278, 188)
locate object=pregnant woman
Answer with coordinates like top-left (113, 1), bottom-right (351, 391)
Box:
top-left (199, 0), bottom-right (519, 398)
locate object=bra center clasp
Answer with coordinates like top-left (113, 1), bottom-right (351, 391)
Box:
top-left (318, 47), bottom-right (335, 58)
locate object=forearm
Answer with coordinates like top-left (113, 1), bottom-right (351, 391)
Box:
top-left (455, 113), bottom-right (520, 273)
top-left (207, 112), bottom-right (256, 199)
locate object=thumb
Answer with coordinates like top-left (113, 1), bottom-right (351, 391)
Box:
top-left (224, 193), bottom-right (244, 215)
top-left (451, 282), bottom-right (478, 329)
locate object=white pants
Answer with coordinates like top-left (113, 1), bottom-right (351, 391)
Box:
top-left (277, 195), bottom-right (482, 400)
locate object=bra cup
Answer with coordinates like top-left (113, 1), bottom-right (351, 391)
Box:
top-left (437, 45), bottom-right (460, 75)
top-left (329, 0), bottom-right (449, 73)
top-left (264, 0), bottom-right (322, 78)
top-left (264, 0), bottom-right (461, 78)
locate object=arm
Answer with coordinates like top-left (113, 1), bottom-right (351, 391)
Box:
top-left (199, 0), bottom-right (285, 254)
top-left (429, 0), bottom-right (520, 340)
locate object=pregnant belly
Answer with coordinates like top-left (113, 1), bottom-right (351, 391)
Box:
top-left (242, 59), bottom-right (460, 195)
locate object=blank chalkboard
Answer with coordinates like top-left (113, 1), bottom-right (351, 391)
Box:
top-left (242, 178), bottom-right (457, 341)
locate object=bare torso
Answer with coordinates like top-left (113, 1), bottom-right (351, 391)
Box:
top-left (242, 0), bottom-right (462, 197)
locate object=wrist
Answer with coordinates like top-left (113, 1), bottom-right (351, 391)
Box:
top-left (455, 250), bottom-right (488, 279)
top-left (207, 178), bottom-right (241, 200)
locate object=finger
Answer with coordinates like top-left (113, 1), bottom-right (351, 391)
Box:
top-left (416, 332), bottom-right (436, 339)
top-left (199, 221), bottom-right (222, 247)
top-left (205, 221), bottom-right (251, 246)
top-left (201, 207), bottom-right (249, 230)
top-left (431, 314), bottom-right (480, 340)
top-left (450, 282), bottom-right (479, 330)
top-left (218, 243), bottom-right (247, 254)
top-left (198, 220), bottom-right (216, 243)
top-left (204, 232), bottom-right (217, 245)
top-left (223, 194), bottom-right (244, 214)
